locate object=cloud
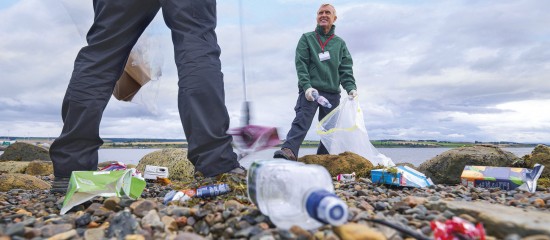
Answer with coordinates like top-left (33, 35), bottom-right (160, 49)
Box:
top-left (1, 0), bottom-right (550, 144)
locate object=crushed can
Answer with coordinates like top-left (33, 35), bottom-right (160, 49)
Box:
top-left (196, 183), bottom-right (231, 198)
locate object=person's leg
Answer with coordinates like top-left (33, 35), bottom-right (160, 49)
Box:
top-left (49, 0), bottom-right (161, 180)
top-left (316, 91), bottom-right (341, 154)
top-left (160, 0), bottom-right (239, 177)
top-left (279, 91), bottom-right (319, 158)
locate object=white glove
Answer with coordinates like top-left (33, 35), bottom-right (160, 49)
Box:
top-left (305, 88), bottom-right (318, 101)
top-left (348, 90), bottom-right (357, 99)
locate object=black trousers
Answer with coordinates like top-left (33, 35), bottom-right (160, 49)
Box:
top-left (281, 90), bottom-right (341, 157)
top-left (50, 0), bottom-right (238, 178)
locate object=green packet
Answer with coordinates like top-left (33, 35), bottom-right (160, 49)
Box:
top-left (60, 169), bottom-right (146, 215)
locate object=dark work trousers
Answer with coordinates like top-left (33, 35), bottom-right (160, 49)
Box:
top-left (281, 90), bottom-right (341, 157)
top-left (49, 0), bottom-right (239, 178)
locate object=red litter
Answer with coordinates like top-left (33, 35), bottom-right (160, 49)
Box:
top-left (431, 216), bottom-right (485, 240)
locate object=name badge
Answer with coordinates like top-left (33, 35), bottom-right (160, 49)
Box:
top-left (319, 51), bottom-right (330, 61)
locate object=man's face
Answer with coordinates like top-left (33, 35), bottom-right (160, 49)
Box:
top-left (317, 5), bottom-right (337, 29)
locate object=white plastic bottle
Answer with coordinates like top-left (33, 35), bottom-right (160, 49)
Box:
top-left (312, 91), bottom-right (333, 108)
top-left (247, 159), bottom-right (348, 230)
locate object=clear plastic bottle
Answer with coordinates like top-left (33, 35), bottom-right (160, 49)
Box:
top-left (247, 159), bottom-right (348, 230)
top-left (312, 91), bottom-right (332, 108)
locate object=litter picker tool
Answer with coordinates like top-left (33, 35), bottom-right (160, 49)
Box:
top-left (227, 0), bottom-right (280, 157)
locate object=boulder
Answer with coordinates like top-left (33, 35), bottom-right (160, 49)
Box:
top-left (418, 145), bottom-right (518, 184)
top-left (0, 142), bottom-right (50, 162)
top-left (0, 173), bottom-right (51, 191)
top-left (0, 161), bottom-right (29, 174)
top-left (25, 160), bottom-right (54, 176)
top-left (523, 144), bottom-right (550, 179)
top-left (396, 162), bottom-right (417, 169)
top-left (136, 148), bottom-right (194, 181)
top-left (299, 151), bottom-right (374, 178)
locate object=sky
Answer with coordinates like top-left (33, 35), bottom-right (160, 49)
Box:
top-left (1, 0), bottom-right (550, 143)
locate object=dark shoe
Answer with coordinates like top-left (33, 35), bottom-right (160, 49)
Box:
top-left (273, 148), bottom-right (297, 161)
top-left (51, 177), bottom-right (70, 194)
top-left (227, 165), bottom-right (247, 176)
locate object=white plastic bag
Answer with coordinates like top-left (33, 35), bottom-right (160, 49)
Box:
top-left (317, 97), bottom-right (395, 166)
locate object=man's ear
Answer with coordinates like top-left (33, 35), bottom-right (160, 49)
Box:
top-left (333, 16), bottom-right (338, 22)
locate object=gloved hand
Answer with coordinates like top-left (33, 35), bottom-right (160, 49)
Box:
top-left (348, 90), bottom-right (357, 99)
top-left (305, 88), bottom-right (318, 101)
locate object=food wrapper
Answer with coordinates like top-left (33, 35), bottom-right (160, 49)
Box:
top-left (460, 164), bottom-right (544, 193)
top-left (371, 166), bottom-right (433, 188)
top-left (431, 216), bottom-right (485, 240)
top-left (60, 169), bottom-right (146, 215)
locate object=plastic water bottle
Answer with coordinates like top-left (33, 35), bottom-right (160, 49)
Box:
top-left (312, 91), bottom-right (332, 108)
top-left (247, 159), bottom-right (348, 230)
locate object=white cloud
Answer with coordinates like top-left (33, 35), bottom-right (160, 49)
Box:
top-left (1, 0), bottom-right (550, 144)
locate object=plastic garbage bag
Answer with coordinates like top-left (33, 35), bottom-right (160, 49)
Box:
top-left (228, 125), bottom-right (280, 157)
top-left (57, 0), bottom-right (164, 114)
top-left (317, 97), bottom-right (394, 166)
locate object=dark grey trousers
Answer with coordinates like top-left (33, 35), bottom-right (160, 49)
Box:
top-left (49, 0), bottom-right (238, 178)
top-left (281, 90), bottom-right (341, 157)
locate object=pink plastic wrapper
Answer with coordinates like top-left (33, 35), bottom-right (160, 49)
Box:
top-left (99, 161), bottom-right (142, 177)
top-left (431, 217), bottom-right (485, 240)
top-left (228, 125), bottom-right (280, 155)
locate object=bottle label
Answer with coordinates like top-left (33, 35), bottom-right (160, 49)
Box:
top-left (247, 161), bottom-right (263, 206)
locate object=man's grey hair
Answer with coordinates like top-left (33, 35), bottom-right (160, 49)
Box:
top-left (320, 3), bottom-right (337, 16)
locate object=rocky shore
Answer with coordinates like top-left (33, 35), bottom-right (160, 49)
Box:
top-left (1, 143), bottom-right (550, 239)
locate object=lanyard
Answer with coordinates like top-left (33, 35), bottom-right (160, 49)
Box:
top-left (316, 33), bottom-right (334, 52)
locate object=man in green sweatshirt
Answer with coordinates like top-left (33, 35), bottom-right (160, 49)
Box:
top-left (274, 3), bottom-right (357, 160)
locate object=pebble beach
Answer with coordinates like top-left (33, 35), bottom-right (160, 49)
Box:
top-left (1, 173), bottom-right (550, 240)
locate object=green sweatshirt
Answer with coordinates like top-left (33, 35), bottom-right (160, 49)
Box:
top-left (295, 25), bottom-right (356, 94)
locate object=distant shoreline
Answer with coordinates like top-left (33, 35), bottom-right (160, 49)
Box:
top-left (0, 138), bottom-right (541, 151)
top-left (97, 140), bottom-right (539, 149)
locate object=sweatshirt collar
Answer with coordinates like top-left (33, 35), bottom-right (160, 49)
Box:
top-left (316, 25), bottom-right (336, 36)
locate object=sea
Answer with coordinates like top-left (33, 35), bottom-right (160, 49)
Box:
top-left (0, 147), bottom-right (534, 167)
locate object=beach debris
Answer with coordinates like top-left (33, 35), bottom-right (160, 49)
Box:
top-left (227, 124), bottom-right (280, 157)
top-left (336, 172), bottom-right (356, 182)
top-left (164, 183), bottom-right (231, 204)
top-left (431, 216), bottom-right (486, 240)
top-left (371, 166), bottom-right (433, 187)
top-left (60, 169), bottom-right (146, 215)
top-left (143, 165), bottom-right (169, 181)
top-left (460, 164), bottom-right (544, 193)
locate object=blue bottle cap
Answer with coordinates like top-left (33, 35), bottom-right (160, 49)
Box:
top-left (305, 189), bottom-right (348, 226)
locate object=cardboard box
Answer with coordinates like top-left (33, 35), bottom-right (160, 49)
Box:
top-left (460, 164), bottom-right (544, 193)
top-left (371, 169), bottom-right (402, 186)
top-left (371, 166), bottom-right (433, 187)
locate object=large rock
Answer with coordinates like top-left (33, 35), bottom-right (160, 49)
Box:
top-left (428, 201), bottom-right (550, 238)
top-left (523, 144), bottom-right (550, 179)
top-left (0, 161), bottom-right (29, 174)
top-left (136, 149), bottom-right (194, 181)
top-left (299, 151), bottom-right (374, 178)
top-left (25, 160), bottom-right (54, 176)
top-left (418, 145), bottom-right (518, 184)
top-left (0, 173), bottom-right (51, 191)
top-left (0, 142), bottom-right (50, 162)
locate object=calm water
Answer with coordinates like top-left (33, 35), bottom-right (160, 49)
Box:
top-left (0, 147), bottom-right (534, 167)
top-left (94, 147), bottom-right (534, 167)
